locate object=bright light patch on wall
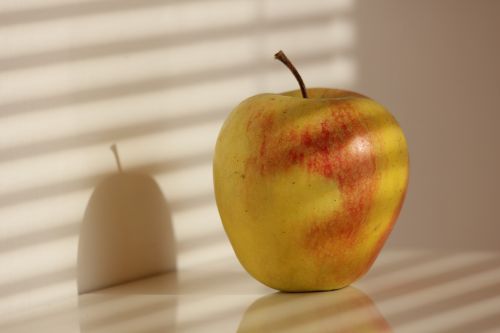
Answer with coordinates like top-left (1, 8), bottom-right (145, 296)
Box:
top-left (262, 0), bottom-right (354, 20)
top-left (0, 191), bottom-right (87, 233)
top-left (0, 0), bottom-right (255, 56)
top-left (1, 36), bottom-right (258, 102)
top-left (0, 77), bottom-right (252, 152)
top-left (330, 17), bottom-right (356, 49)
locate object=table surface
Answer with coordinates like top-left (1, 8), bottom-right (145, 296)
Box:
top-left (1, 249), bottom-right (500, 333)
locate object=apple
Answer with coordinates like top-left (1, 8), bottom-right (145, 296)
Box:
top-left (77, 144), bottom-right (176, 293)
top-left (213, 51), bottom-right (408, 291)
top-left (237, 287), bottom-right (392, 333)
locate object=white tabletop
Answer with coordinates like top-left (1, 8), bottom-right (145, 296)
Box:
top-left (1, 249), bottom-right (499, 333)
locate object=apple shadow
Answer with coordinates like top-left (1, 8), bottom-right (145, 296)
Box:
top-left (77, 153), bottom-right (176, 294)
top-left (237, 287), bottom-right (392, 333)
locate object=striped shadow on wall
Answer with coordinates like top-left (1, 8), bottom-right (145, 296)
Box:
top-left (0, 0), bottom-right (356, 316)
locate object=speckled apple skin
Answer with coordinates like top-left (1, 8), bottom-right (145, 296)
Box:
top-left (213, 88), bottom-right (408, 291)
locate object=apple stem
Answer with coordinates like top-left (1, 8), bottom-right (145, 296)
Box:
top-left (274, 50), bottom-right (308, 98)
top-left (110, 144), bottom-right (123, 173)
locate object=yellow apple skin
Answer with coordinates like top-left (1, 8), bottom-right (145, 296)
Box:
top-left (213, 88), bottom-right (408, 291)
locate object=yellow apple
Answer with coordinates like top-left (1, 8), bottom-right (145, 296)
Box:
top-left (213, 52), bottom-right (408, 291)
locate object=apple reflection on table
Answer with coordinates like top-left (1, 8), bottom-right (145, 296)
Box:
top-left (237, 287), bottom-right (392, 333)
